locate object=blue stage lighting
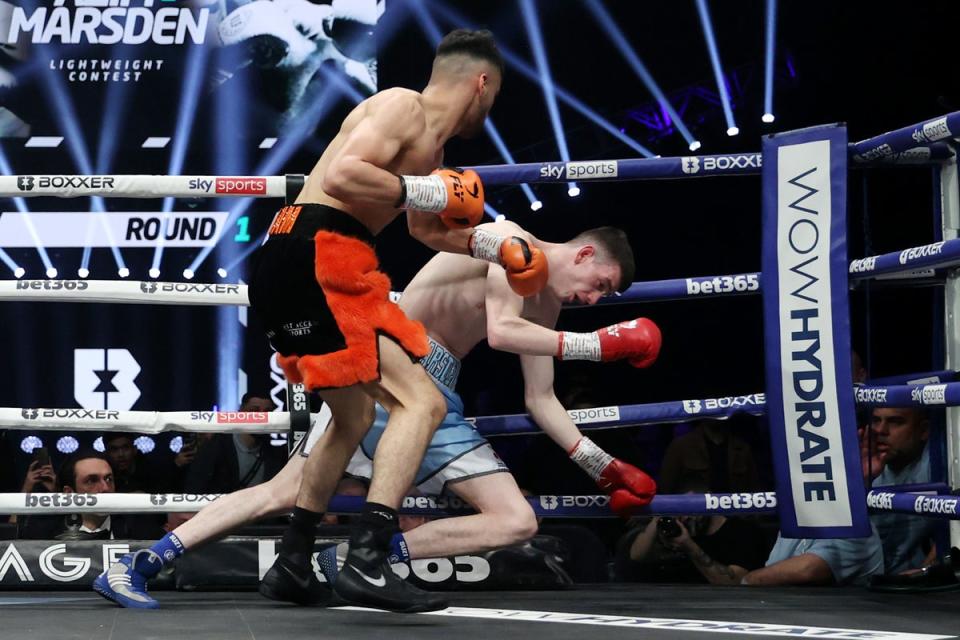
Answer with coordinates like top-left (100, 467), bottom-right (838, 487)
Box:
top-left (152, 45), bottom-right (211, 276)
top-left (426, 1), bottom-right (655, 158)
top-left (77, 268), bottom-right (89, 278)
top-left (0, 147), bottom-right (55, 272)
top-left (585, 0), bottom-right (697, 149)
top-left (149, 268), bottom-right (160, 279)
top-left (133, 436), bottom-right (156, 454)
top-left (37, 53), bottom-right (128, 273)
top-left (20, 436), bottom-right (43, 454)
top-left (520, 0), bottom-right (576, 194)
top-left (45, 267), bottom-right (57, 279)
top-left (763, 0), bottom-right (778, 124)
top-left (118, 267), bottom-right (129, 278)
top-left (93, 436), bottom-right (105, 452)
top-left (56, 436), bottom-right (79, 454)
top-left (183, 269), bottom-right (195, 280)
top-left (169, 436), bottom-right (183, 454)
top-left (0, 250), bottom-right (22, 277)
top-left (694, 0), bottom-right (738, 137)
top-left (14, 267), bottom-right (25, 279)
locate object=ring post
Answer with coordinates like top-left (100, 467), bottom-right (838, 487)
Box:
top-left (938, 148), bottom-right (960, 549)
top-left (761, 123), bottom-right (871, 538)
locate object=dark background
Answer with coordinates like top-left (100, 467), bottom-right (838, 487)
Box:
top-left (1, 0), bottom-right (958, 493)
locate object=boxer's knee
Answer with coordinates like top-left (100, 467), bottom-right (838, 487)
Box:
top-left (488, 499), bottom-right (538, 546)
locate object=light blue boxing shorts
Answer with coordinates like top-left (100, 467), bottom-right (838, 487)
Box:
top-left (298, 337), bottom-right (508, 495)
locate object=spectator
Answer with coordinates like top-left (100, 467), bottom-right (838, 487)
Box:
top-left (745, 526), bottom-right (884, 586)
top-left (19, 449), bottom-right (164, 539)
top-left (104, 433), bottom-right (189, 494)
top-left (184, 394), bottom-right (286, 494)
top-left (615, 482), bottom-right (772, 583)
top-left (8, 448), bottom-right (57, 526)
top-left (658, 419), bottom-right (761, 494)
top-left (865, 407), bottom-right (937, 574)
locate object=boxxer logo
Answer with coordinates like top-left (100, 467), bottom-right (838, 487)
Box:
top-left (74, 349), bottom-right (141, 410)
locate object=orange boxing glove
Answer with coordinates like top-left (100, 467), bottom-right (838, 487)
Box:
top-left (471, 229), bottom-right (549, 297)
top-left (397, 168), bottom-right (484, 229)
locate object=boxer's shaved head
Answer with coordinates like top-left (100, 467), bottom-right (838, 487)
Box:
top-left (433, 29), bottom-right (504, 77)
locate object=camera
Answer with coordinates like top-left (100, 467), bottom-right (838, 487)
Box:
top-left (657, 516), bottom-right (682, 539)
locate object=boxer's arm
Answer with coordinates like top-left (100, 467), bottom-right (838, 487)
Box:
top-left (520, 352), bottom-right (582, 451)
top-left (407, 211), bottom-right (475, 254)
top-left (321, 94), bottom-right (423, 206)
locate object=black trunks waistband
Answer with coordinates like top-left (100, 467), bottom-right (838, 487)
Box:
top-left (267, 203), bottom-right (375, 246)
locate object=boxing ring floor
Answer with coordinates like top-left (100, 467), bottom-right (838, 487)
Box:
top-left (6, 586), bottom-right (958, 640)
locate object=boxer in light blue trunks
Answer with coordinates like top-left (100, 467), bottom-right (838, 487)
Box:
top-left (94, 221), bottom-right (661, 608)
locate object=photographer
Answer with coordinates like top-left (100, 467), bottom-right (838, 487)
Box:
top-left (616, 483), bottom-right (771, 583)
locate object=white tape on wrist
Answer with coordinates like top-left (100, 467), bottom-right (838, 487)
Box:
top-left (569, 436), bottom-right (614, 482)
top-left (560, 332), bottom-right (601, 361)
top-left (470, 229), bottom-right (504, 264)
top-left (401, 174), bottom-right (447, 213)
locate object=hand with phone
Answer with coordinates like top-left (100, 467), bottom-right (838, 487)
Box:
top-left (22, 447), bottom-right (57, 492)
top-left (174, 434), bottom-right (199, 468)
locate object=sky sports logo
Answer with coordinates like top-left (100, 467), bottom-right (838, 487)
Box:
top-left (216, 178), bottom-right (266, 195)
top-left (538, 161), bottom-right (618, 180)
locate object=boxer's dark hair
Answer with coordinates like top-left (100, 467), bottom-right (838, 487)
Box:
top-left (573, 227), bottom-right (635, 292)
top-left (436, 29), bottom-right (504, 75)
top-left (59, 449), bottom-right (112, 490)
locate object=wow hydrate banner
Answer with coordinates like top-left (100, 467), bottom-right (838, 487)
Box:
top-left (761, 125), bottom-right (869, 538)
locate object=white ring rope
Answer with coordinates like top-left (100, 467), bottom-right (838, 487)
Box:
top-left (0, 280), bottom-right (405, 306)
top-left (0, 175), bottom-right (292, 199)
top-left (0, 408), bottom-right (323, 434)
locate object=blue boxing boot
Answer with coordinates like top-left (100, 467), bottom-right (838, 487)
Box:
top-left (93, 549), bottom-right (163, 609)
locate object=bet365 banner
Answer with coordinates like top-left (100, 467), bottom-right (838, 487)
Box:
top-left (761, 124), bottom-right (870, 538)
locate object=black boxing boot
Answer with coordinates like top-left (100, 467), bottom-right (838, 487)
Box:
top-left (334, 502), bottom-right (448, 613)
top-left (259, 507), bottom-right (332, 606)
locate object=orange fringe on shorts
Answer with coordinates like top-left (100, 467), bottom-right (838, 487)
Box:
top-left (276, 231), bottom-right (428, 390)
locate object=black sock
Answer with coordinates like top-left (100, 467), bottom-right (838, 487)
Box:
top-left (280, 506), bottom-right (325, 569)
top-left (351, 502), bottom-right (399, 553)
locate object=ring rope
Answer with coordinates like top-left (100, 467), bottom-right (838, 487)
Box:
top-left (1, 379), bottom-right (956, 438)
top-left (2, 237), bottom-right (955, 308)
top-left (1, 112), bottom-right (955, 201)
top-left (0, 175), bottom-right (291, 199)
top-left (0, 487), bottom-right (953, 520)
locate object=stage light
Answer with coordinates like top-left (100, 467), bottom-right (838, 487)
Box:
top-left (133, 436), bottom-right (156, 454)
top-left (118, 267), bottom-right (130, 278)
top-left (217, 268), bottom-right (228, 278)
top-left (77, 268), bottom-right (89, 278)
top-left (689, 140), bottom-right (702, 151)
top-left (764, 0), bottom-right (778, 128)
top-left (531, 200), bottom-right (543, 212)
top-left (169, 436), bottom-right (183, 454)
top-left (149, 268), bottom-right (161, 279)
top-left (484, 120), bottom-right (540, 209)
top-left (484, 202), bottom-right (504, 221)
top-left (695, 0), bottom-right (739, 139)
top-left (495, 215), bottom-right (506, 222)
top-left (20, 436), bottom-right (43, 454)
top-left (568, 185), bottom-right (581, 197)
top-left (56, 436), bottom-right (79, 454)
top-left (93, 436), bottom-right (105, 452)
top-left (152, 44), bottom-right (211, 279)
top-left (183, 269), bottom-right (195, 280)
top-left (585, 0), bottom-right (698, 150)
top-left (426, 1), bottom-right (655, 158)
top-left (46, 267), bottom-right (58, 278)
top-left (14, 267), bottom-right (25, 279)
top-left (520, 0), bottom-right (576, 196)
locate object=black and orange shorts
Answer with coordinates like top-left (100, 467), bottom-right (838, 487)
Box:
top-left (248, 204), bottom-right (428, 390)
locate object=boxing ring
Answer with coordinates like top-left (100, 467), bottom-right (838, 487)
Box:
top-left (1, 112), bottom-right (959, 639)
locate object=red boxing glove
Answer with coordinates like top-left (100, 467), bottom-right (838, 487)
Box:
top-left (557, 318), bottom-right (661, 367)
top-left (569, 436), bottom-right (656, 517)
top-left (471, 229), bottom-right (549, 297)
top-left (398, 168), bottom-right (484, 229)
